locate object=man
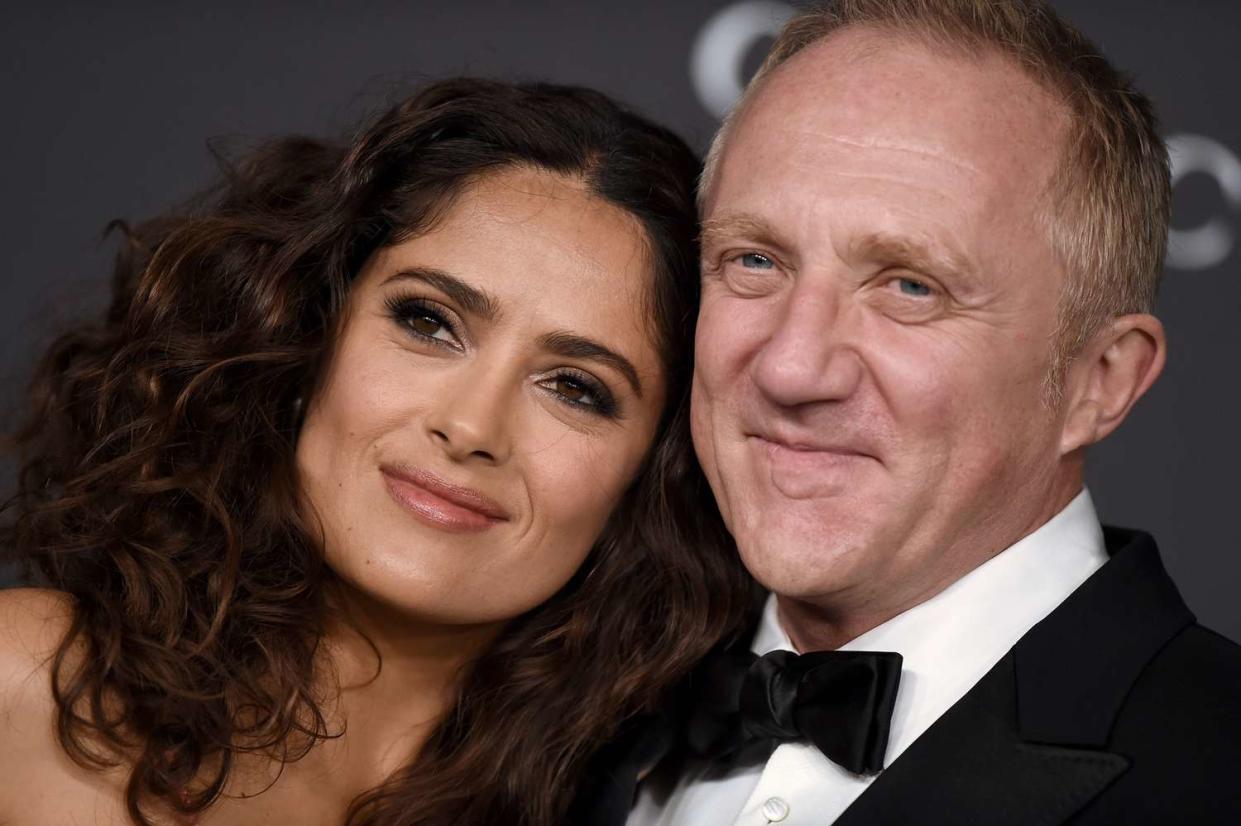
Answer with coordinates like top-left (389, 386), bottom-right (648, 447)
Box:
top-left (619, 1), bottom-right (1241, 824)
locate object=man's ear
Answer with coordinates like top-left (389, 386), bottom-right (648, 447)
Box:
top-left (1059, 313), bottom-right (1167, 455)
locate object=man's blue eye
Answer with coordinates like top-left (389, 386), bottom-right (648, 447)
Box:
top-left (739, 253), bottom-right (774, 269)
top-left (898, 278), bottom-right (932, 297)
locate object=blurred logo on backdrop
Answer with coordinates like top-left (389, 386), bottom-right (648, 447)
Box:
top-left (691, 1), bottom-right (794, 119)
top-left (1167, 135), bottom-right (1241, 271)
top-left (692, 1), bottom-right (1240, 272)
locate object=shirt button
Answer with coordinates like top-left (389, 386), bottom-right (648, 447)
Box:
top-left (761, 797), bottom-right (790, 822)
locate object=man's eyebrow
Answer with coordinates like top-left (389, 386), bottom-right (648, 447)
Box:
top-left (699, 213), bottom-right (787, 249)
top-left (382, 267), bottom-right (501, 320)
top-left (539, 331), bottom-right (644, 399)
top-left (850, 231), bottom-right (975, 282)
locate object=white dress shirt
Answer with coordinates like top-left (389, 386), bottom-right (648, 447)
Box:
top-left (629, 489), bottom-right (1109, 826)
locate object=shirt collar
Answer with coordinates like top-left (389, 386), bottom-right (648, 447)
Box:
top-left (751, 488), bottom-right (1109, 763)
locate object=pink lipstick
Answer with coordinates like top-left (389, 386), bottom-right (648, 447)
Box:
top-left (380, 465), bottom-right (509, 534)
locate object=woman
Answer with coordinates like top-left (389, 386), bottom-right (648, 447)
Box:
top-left (0, 78), bottom-right (754, 825)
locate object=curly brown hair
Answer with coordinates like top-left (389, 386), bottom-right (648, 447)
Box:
top-left (1, 78), bottom-right (755, 825)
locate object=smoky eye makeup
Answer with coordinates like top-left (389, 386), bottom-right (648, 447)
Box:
top-left (384, 293), bottom-right (464, 350)
top-left (383, 291), bottom-right (622, 419)
top-left (537, 368), bottom-right (620, 419)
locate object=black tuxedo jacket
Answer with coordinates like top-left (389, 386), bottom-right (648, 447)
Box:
top-left (574, 527), bottom-right (1241, 825)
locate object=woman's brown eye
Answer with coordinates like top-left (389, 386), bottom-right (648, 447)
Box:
top-left (556, 379), bottom-right (588, 402)
top-left (539, 372), bottom-right (617, 417)
top-left (410, 314), bottom-right (443, 336)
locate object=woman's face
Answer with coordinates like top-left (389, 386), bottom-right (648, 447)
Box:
top-left (297, 166), bottom-right (668, 625)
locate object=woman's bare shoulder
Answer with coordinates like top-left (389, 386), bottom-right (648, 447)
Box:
top-left (0, 586), bottom-right (76, 696)
top-left (0, 586), bottom-right (75, 746)
top-left (0, 588), bottom-right (113, 822)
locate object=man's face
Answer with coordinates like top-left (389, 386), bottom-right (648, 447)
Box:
top-left (693, 29), bottom-right (1079, 616)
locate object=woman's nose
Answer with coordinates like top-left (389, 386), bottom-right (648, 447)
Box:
top-left (423, 364), bottom-right (515, 465)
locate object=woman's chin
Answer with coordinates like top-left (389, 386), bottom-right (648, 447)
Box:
top-left (324, 544), bottom-right (572, 629)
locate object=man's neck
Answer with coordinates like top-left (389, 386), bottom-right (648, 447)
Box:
top-left (777, 596), bottom-right (910, 652)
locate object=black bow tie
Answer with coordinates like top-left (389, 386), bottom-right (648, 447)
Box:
top-left (685, 648), bottom-right (903, 775)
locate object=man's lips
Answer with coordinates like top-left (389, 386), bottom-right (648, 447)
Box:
top-left (380, 465), bottom-right (510, 533)
top-left (749, 433), bottom-right (875, 460)
top-left (749, 435), bottom-right (877, 498)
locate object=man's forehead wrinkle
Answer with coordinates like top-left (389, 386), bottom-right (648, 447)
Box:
top-left (720, 122), bottom-right (1037, 238)
top-left (725, 112), bottom-right (989, 188)
top-left (714, 162), bottom-right (986, 237)
top-left (786, 130), bottom-right (985, 179)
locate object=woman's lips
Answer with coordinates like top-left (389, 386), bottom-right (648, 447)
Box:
top-left (380, 466), bottom-right (509, 534)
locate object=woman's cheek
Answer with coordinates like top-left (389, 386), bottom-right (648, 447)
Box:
top-left (526, 438), bottom-right (638, 561)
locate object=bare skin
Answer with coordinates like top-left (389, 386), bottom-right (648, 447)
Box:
top-left (0, 167), bottom-right (667, 824)
top-left (0, 588), bottom-right (476, 825)
top-left (692, 28), bottom-right (1166, 651)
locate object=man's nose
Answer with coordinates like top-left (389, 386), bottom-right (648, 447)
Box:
top-left (423, 361), bottom-right (515, 465)
top-left (751, 275), bottom-right (863, 408)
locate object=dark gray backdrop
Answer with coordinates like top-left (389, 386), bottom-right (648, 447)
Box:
top-left (3, 1), bottom-right (1238, 640)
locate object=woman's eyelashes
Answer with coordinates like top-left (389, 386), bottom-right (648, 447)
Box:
top-left (537, 369), bottom-right (619, 418)
top-left (386, 294), bottom-right (463, 350)
top-left (385, 292), bottom-right (620, 419)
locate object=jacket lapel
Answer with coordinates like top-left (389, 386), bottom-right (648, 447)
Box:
top-left (836, 528), bottom-right (1193, 826)
top-left (833, 654), bottom-right (1130, 826)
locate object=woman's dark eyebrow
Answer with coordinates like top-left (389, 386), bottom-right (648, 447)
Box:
top-left (382, 267), bottom-right (501, 321)
top-left (539, 331), bottom-right (644, 399)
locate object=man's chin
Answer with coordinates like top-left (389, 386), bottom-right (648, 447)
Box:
top-left (734, 525), bottom-right (875, 600)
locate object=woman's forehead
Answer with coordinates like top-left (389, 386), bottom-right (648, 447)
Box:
top-left (360, 167), bottom-right (662, 366)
